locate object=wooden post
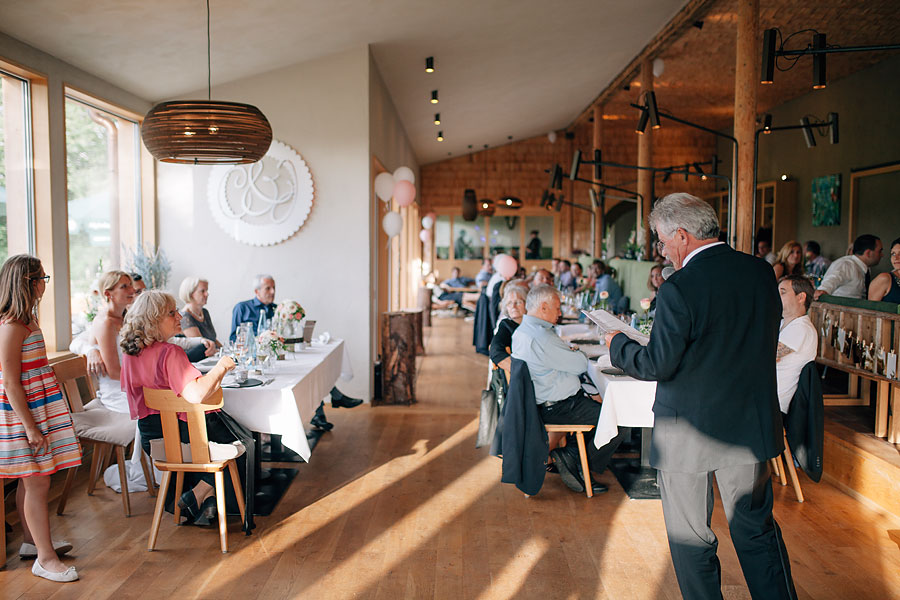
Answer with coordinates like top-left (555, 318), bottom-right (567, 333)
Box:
top-left (636, 61), bottom-right (654, 258)
top-left (733, 0), bottom-right (759, 254)
top-left (592, 104), bottom-right (604, 258)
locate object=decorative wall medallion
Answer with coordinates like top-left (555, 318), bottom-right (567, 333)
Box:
top-left (207, 139), bottom-right (314, 246)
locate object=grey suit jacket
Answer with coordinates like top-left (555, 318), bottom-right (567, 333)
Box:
top-left (610, 244), bottom-right (784, 472)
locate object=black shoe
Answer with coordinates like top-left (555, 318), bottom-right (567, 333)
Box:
top-left (192, 497), bottom-right (218, 526)
top-left (549, 448), bottom-right (584, 493)
top-left (177, 490), bottom-right (201, 522)
top-left (545, 462), bottom-right (558, 474)
top-left (331, 394), bottom-right (363, 408)
top-left (589, 481), bottom-right (609, 494)
top-left (310, 413), bottom-right (334, 431)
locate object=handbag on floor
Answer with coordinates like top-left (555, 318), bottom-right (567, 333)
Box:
top-left (476, 368), bottom-right (507, 448)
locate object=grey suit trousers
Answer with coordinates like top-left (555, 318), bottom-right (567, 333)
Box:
top-left (657, 463), bottom-right (797, 600)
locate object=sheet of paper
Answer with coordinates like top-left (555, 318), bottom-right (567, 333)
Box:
top-left (582, 309), bottom-right (649, 346)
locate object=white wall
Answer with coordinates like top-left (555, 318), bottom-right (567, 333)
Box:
top-left (158, 47), bottom-right (374, 399)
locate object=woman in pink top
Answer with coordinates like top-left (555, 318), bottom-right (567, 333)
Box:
top-left (120, 290), bottom-right (243, 526)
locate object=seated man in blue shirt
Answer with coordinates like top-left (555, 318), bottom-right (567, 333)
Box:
top-left (230, 274), bottom-right (362, 432)
top-left (511, 284), bottom-right (625, 494)
top-left (435, 267), bottom-right (477, 309)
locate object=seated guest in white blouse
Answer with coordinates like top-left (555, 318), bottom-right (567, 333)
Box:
top-left (776, 275), bottom-right (818, 414)
top-left (179, 277), bottom-right (221, 348)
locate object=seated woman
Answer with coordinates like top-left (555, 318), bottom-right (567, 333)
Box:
top-left (868, 237), bottom-right (900, 303)
top-left (593, 261), bottom-right (624, 311)
top-left (772, 240), bottom-right (804, 279)
top-left (571, 263), bottom-right (590, 294)
top-left (179, 277), bottom-right (221, 348)
top-left (647, 264), bottom-right (664, 316)
top-left (489, 285), bottom-right (527, 372)
top-left (91, 270), bottom-right (136, 414)
top-left (120, 290), bottom-right (247, 525)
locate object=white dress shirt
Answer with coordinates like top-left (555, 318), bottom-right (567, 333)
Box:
top-left (816, 254), bottom-right (868, 299)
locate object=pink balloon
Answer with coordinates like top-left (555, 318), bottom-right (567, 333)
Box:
top-left (393, 180), bottom-right (416, 207)
top-left (419, 229), bottom-right (432, 243)
top-left (495, 254), bottom-right (517, 279)
top-left (427, 211), bottom-right (437, 221)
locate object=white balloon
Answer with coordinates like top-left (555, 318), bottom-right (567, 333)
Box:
top-left (421, 215), bottom-right (434, 229)
top-left (375, 172), bottom-right (395, 202)
top-left (652, 57), bottom-right (665, 78)
top-left (382, 211), bottom-right (403, 238)
top-left (547, 131), bottom-right (557, 144)
top-left (393, 166), bottom-right (415, 184)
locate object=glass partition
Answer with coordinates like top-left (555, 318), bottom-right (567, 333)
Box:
top-left (452, 215), bottom-right (484, 259)
top-left (524, 215), bottom-right (554, 259)
top-left (488, 215), bottom-right (521, 259)
top-left (435, 215), bottom-right (450, 259)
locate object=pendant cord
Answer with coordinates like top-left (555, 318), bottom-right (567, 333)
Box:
top-left (206, 0), bottom-right (211, 101)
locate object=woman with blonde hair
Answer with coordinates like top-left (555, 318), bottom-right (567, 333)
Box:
top-left (178, 276), bottom-right (221, 348)
top-left (89, 270), bottom-right (135, 413)
top-left (120, 290), bottom-right (248, 526)
top-left (772, 240), bottom-right (804, 279)
top-left (489, 284), bottom-right (527, 372)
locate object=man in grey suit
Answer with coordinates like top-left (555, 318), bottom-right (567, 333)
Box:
top-left (605, 193), bottom-right (796, 599)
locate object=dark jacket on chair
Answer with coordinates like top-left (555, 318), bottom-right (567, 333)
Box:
top-left (784, 361), bottom-right (824, 482)
top-left (490, 358), bottom-right (549, 495)
top-left (473, 290), bottom-right (492, 356)
top-left (489, 279), bottom-right (504, 331)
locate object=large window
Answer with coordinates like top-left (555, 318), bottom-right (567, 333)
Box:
top-left (65, 94), bottom-right (142, 321)
top-left (0, 70), bottom-right (35, 263)
top-left (524, 215), bottom-right (554, 259)
top-left (452, 215), bottom-right (484, 259)
top-left (488, 215), bottom-right (521, 258)
top-left (435, 215), bottom-right (450, 259)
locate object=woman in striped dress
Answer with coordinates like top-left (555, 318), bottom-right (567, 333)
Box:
top-left (0, 255), bottom-right (81, 582)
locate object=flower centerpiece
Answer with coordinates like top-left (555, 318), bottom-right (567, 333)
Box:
top-left (637, 297), bottom-right (654, 336)
top-left (623, 228), bottom-right (645, 260)
top-left (257, 329), bottom-right (286, 359)
top-left (274, 300), bottom-right (306, 342)
top-left (595, 289), bottom-right (610, 311)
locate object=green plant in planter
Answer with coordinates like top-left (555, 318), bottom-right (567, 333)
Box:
top-left (122, 244), bottom-right (171, 290)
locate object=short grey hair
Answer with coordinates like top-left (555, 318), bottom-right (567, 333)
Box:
top-left (649, 193), bottom-right (719, 240)
top-left (253, 274), bottom-right (275, 291)
top-left (178, 276), bottom-right (207, 305)
top-left (526, 284), bottom-right (559, 313)
top-left (499, 284), bottom-right (527, 318)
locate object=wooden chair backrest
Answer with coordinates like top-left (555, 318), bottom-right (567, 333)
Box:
top-left (50, 355), bottom-right (95, 413)
top-left (143, 387), bottom-right (224, 465)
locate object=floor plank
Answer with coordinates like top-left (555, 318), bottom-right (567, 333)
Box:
top-left (2, 315), bottom-right (899, 599)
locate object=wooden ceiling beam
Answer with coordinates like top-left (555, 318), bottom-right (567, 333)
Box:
top-left (570, 0), bottom-right (720, 129)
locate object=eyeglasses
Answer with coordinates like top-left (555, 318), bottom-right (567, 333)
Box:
top-left (31, 275), bottom-right (50, 282)
top-left (656, 241), bottom-right (666, 254)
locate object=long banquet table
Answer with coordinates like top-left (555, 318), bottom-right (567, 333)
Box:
top-left (216, 338), bottom-right (351, 462)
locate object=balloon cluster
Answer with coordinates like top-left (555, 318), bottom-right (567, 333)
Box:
top-left (377, 166), bottom-right (418, 239)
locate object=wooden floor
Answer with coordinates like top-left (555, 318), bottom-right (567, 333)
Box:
top-left (3, 316), bottom-right (900, 599)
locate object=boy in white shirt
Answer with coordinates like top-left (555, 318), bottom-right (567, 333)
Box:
top-left (776, 275), bottom-right (819, 413)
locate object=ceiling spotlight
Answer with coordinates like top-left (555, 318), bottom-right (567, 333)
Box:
top-left (781, 174), bottom-right (788, 181)
top-left (661, 170), bottom-right (671, 183)
top-left (502, 196), bottom-right (523, 209)
top-left (431, 90), bottom-right (439, 104)
top-left (762, 113), bottom-right (773, 133)
top-left (693, 20), bottom-right (704, 29)
top-left (437, 131), bottom-right (444, 142)
top-left (693, 162), bottom-right (707, 181)
top-left (636, 109), bottom-right (649, 134)
top-left (829, 112), bottom-right (839, 144)
top-left (425, 56), bottom-right (435, 73)
top-left (545, 193), bottom-right (556, 211)
top-left (569, 149), bottom-right (581, 181)
top-left (434, 113), bottom-right (441, 125)
top-left (646, 91), bottom-right (660, 129)
top-left (588, 188), bottom-right (599, 210)
top-left (540, 190), bottom-right (550, 208)
top-left (761, 28), bottom-right (777, 84)
top-left (593, 149), bottom-right (602, 180)
top-left (551, 164), bottom-right (564, 190)
top-left (555, 194), bottom-right (565, 212)
top-left (813, 33), bottom-right (827, 89)
top-left (800, 116), bottom-right (816, 148)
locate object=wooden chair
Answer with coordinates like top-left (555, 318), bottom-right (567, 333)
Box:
top-left (770, 429), bottom-right (804, 502)
top-left (1, 479), bottom-right (8, 566)
top-left (143, 387), bottom-right (245, 553)
top-left (51, 356), bottom-right (156, 517)
top-left (497, 352), bottom-right (568, 451)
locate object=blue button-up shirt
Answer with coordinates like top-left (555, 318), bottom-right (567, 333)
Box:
top-left (511, 315), bottom-right (588, 404)
top-left (230, 297), bottom-right (275, 342)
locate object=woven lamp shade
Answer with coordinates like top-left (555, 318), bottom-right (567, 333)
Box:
top-left (141, 100), bottom-right (273, 164)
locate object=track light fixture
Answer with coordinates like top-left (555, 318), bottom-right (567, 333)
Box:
top-left (425, 56), bottom-right (434, 73)
top-left (555, 194), bottom-right (565, 212)
top-left (812, 34), bottom-right (826, 89)
top-left (829, 112), bottom-right (839, 144)
top-left (800, 117), bottom-right (816, 148)
top-left (593, 149), bottom-right (602, 180)
top-left (762, 114), bottom-right (773, 134)
top-left (646, 91), bottom-right (660, 129)
top-left (693, 162), bottom-right (708, 180)
top-left (635, 106), bottom-right (649, 134)
top-left (540, 190), bottom-right (551, 208)
top-left (431, 90), bottom-right (439, 104)
top-left (434, 113), bottom-right (440, 125)
top-left (549, 164), bottom-right (564, 190)
top-left (437, 131), bottom-right (444, 141)
top-left (569, 150), bottom-right (581, 181)
top-left (761, 29), bottom-right (776, 84)
top-left (502, 196), bottom-right (523, 209)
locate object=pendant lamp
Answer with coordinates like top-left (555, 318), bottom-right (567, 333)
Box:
top-left (141, 0), bottom-right (272, 164)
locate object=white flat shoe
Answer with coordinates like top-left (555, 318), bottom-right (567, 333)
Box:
top-left (19, 540), bottom-right (73, 559)
top-left (32, 559), bottom-right (79, 582)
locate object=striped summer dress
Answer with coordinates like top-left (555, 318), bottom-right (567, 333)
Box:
top-left (0, 326), bottom-right (82, 477)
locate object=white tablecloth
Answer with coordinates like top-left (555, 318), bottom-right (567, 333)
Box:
top-left (585, 349), bottom-right (657, 449)
top-left (220, 339), bottom-right (350, 462)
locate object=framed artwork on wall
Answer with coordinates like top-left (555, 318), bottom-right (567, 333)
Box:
top-left (812, 174), bottom-right (841, 227)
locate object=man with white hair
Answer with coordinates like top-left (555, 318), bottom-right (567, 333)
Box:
top-left (511, 284), bottom-right (625, 494)
top-left (230, 274), bottom-right (362, 432)
top-left (605, 193), bottom-right (796, 599)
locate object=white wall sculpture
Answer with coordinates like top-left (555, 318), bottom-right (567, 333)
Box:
top-left (207, 139), bottom-right (314, 246)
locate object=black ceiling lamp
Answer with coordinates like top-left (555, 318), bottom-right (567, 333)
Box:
top-left (431, 90), bottom-right (439, 104)
top-left (762, 113), bottom-right (773, 134)
top-left (479, 198), bottom-right (495, 216)
top-left (462, 188), bottom-right (478, 221)
top-left (693, 162), bottom-right (708, 181)
top-left (141, 0), bottom-right (272, 164)
top-left (434, 113), bottom-right (441, 125)
top-left (425, 56), bottom-right (435, 73)
top-left (501, 196), bottom-right (523, 209)
top-left (635, 107), bottom-right (650, 134)
top-left (800, 116), bottom-right (817, 148)
top-left (540, 190), bottom-right (551, 208)
top-left (812, 33), bottom-right (827, 89)
top-left (437, 131), bottom-right (444, 142)
top-left (761, 29), bottom-right (777, 84)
